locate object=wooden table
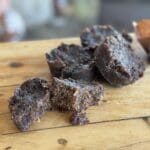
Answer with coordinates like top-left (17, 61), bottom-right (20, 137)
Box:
top-left (0, 38), bottom-right (150, 150)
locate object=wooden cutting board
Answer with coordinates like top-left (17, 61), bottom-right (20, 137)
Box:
top-left (0, 37), bottom-right (150, 150)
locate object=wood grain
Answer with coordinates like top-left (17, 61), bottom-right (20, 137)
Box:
top-left (0, 37), bottom-right (150, 149)
top-left (1, 119), bottom-right (150, 150)
top-left (1, 75), bottom-right (150, 134)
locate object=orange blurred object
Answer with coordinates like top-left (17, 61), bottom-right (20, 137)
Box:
top-left (135, 19), bottom-right (150, 54)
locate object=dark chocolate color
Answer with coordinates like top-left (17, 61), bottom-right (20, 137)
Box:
top-left (46, 43), bottom-right (97, 81)
top-left (95, 33), bottom-right (145, 86)
top-left (9, 78), bottom-right (50, 131)
top-left (49, 77), bottom-right (104, 125)
top-left (80, 25), bottom-right (118, 49)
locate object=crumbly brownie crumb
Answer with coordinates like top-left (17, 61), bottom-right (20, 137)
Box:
top-left (70, 112), bottom-right (89, 125)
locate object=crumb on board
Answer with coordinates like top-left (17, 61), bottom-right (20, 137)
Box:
top-left (57, 138), bottom-right (68, 146)
top-left (5, 146), bottom-right (12, 150)
top-left (9, 62), bottom-right (24, 68)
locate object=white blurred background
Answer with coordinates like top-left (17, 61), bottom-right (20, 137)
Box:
top-left (0, 0), bottom-right (149, 42)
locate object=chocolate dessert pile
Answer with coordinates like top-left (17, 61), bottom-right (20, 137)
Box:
top-left (49, 78), bottom-right (103, 125)
top-left (9, 25), bottom-right (146, 131)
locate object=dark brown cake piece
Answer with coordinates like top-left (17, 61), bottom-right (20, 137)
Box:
top-left (95, 32), bottom-right (145, 87)
top-left (46, 43), bottom-right (96, 81)
top-left (80, 25), bottom-right (118, 49)
top-left (9, 78), bottom-right (50, 131)
top-left (49, 77), bottom-right (104, 125)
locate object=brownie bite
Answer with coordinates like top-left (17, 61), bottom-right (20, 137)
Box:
top-left (46, 43), bottom-right (96, 81)
top-left (80, 25), bottom-right (118, 49)
top-left (9, 78), bottom-right (50, 131)
top-left (49, 77), bottom-right (104, 125)
top-left (95, 33), bottom-right (145, 87)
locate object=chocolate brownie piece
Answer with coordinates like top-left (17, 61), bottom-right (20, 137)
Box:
top-left (95, 33), bottom-right (145, 87)
top-left (46, 43), bottom-right (96, 81)
top-left (9, 78), bottom-right (50, 131)
top-left (49, 77), bottom-right (104, 125)
top-left (80, 25), bottom-right (118, 49)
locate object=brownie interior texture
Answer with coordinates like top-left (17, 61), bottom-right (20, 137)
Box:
top-left (9, 78), bottom-right (50, 131)
top-left (80, 25), bottom-right (118, 49)
top-left (49, 77), bottom-right (104, 125)
top-left (9, 77), bottom-right (104, 130)
top-left (46, 43), bottom-right (97, 81)
top-left (95, 33), bottom-right (145, 86)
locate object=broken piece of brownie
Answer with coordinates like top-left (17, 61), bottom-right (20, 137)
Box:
top-left (80, 25), bottom-right (118, 49)
top-left (46, 43), bottom-right (96, 81)
top-left (49, 77), bottom-right (104, 125)
top-left (95, 32), bottom-right (145, 87)
top-left (9, 78), bottom-right (50, 131)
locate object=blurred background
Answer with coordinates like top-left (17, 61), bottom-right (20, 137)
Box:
top-left (0, 0), bottom-right (149, 42)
